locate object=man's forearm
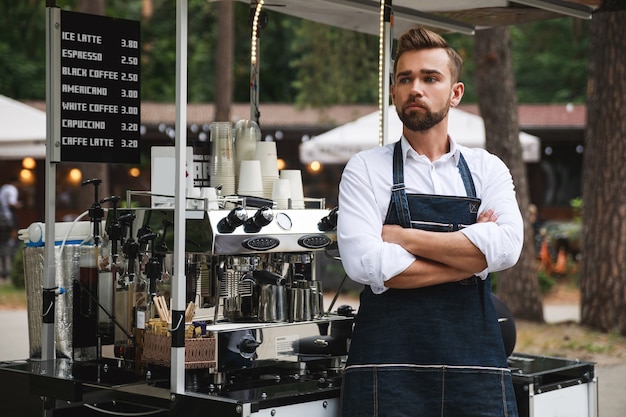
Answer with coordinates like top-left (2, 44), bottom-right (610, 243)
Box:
top-left (382, 209), bottom-right (496, 273)
top-left (384, 257), bottom-right (474, 289)
top-left (382, 225), bottom-right (487, 273)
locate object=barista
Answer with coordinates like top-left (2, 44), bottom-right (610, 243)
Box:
top-left (337, 27), bottom-right (523, 416)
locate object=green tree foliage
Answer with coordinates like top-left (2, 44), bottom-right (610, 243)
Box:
top-left (445, 33), bottom-right (477, 102)
top-left (512, 18), bottom-right (589, 103)
top-left (0, 3), bottom-right (590, 106)
top-left (289, 20), bottom-right (379, 106)
top-left (245, 9), bottom-right (299, 103)
top-left (445, 17), bottom-right (589, 104)
top-left (0, 0), bottom-right (47, 99)
top-left (134, 1), bottom-right (299, 103)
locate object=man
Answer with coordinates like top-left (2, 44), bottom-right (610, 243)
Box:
top-left (337, 27), bottom-right (523, 416)
top-left (0, 176), bottom-right (21, 278)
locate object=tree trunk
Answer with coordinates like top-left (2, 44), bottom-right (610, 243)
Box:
top-left (214, 0), bottom-right (233, 122)
top-left (77, 0), bottom-right (105, 15)
top-left (474, 27), bottom-right (544, 321)
top-left (142, 0), bottom-right (154, 19)
top-left (581, 0), bottom-right (626, 334)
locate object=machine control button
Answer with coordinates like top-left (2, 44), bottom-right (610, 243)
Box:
top-left (298, 234), bottom-right (332, 249)
top-left (242, 236), bottom-right (280, 251)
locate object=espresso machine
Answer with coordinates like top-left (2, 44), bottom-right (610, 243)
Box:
top-left (91, 191), bottom-right (354, 415)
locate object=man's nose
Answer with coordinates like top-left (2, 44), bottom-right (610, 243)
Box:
top-left (409, 80), bottom-right (424, 96)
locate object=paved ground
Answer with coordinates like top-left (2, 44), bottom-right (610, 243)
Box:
top-left (1, 304), bottom-right (622, 417)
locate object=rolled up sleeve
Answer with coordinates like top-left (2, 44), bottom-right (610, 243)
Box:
top-left (460, 154), bottom-right (524, 277)
top-left (337, 151), bottom-right (413, 294)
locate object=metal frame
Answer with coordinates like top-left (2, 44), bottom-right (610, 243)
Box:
top-left (513, 0), bottom-right (593, 19)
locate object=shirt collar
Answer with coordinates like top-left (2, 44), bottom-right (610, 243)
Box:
top-left (399, 135), bottom-right (462, 165)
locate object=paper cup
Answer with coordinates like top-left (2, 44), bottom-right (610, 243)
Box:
top-left (201, 187), bottom-right (220, 210)
top-left (262, 176), bottom-right (279, 200)
top-left (272, 179), bottom-right (291, 209)
top-left (238, 160), bottom-right (264, 197)
top-left (280, 169), bottom-right (305, 209)
top-left (186, 187), bottom-right (202, 209)
top-left (255, 141), bottom-right (279, 178)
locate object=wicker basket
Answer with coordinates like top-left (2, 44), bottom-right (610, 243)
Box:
top-left (142, 332), bottom-right (217, 369)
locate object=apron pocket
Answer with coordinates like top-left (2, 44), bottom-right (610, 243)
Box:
top-left (410, 220), bottom-right (454, 232)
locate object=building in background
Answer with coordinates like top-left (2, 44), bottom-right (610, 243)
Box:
top-left (2, 100), bottom-right (585, 231)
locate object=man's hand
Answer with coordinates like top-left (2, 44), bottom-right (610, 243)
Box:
top-left (381, 224), bottom-right (406, 246)
top-left (477, 208), bottom-right (497, 223)
top-left (382, 209), bottom-right (498, 246)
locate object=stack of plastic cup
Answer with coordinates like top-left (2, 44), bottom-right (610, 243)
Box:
top-left (234, 120), bottom-right (261, 169)
top-left (279, 169), bottom-right (305, 209)
top-left (237, 160), bottom-right (264, 197)
top-left (272, 179), bottom-right (291, 210)
top-left (209, 122), bottom-right (236, 196)
top-left (255, 141), bottom-right (279, 200)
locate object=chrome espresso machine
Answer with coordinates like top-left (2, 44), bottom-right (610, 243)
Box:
top-left (114, 193), bottom-right (353, 415)
top-left (6, 188), bottom-right (353, 416)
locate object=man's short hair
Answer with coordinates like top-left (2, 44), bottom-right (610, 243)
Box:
top-left (393, 27), bottom-right (463, 83)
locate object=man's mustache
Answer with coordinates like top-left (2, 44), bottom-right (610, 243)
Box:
top-left (403, 98), bottom-right (429, 111)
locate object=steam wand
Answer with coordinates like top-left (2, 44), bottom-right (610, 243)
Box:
top-left (82, 178), bottom-right (104, 246)
top-left (119, 213), bottom-right (138, 283)
top-left (139, 233), bottom-right (160, 297)
top-left (100, 195), bottom-right (122, 266)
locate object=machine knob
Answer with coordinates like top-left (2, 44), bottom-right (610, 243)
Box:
top-left (337, 304), bottom-right (355, 317)
top-left (217, 207), bottom-right (248, 233)
top-left (239, 337), bottom-right (261, 354)
top-left (244, 206), bottom-right (273, 233)
top-left (318, 207), bottom-right (339, 231)
top-left (237, 333), bottom-right (260, 359)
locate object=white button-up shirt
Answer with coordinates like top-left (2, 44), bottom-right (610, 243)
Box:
top-left (337, 136), bottom-right (524, 294)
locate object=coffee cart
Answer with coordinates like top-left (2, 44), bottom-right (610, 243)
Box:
top-left (0, 1), bottom-right (599, 416)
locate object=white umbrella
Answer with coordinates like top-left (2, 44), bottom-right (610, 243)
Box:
top-left (0, 94), bottom-right (46, 160)
top-left (299, 106), bottom-right (540, 164)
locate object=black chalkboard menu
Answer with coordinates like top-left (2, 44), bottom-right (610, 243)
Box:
top-left (59, 11), bottom-right (140, 163)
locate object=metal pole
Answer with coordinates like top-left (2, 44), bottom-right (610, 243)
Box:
top-left (171, 0), bottom-right (188, 394)
top-left (250, 1), bottom-right (264, 124)
top-left (250, 37), bottom-right (260, 123)
top-left (43, 4), bottom-right (61, 363)
top-left (379, 0), bottom-right (393, 146)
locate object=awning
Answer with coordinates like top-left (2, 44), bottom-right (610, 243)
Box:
top-left (0, 94), bottom-right (46, 160)
top-left (234, 0), bottom-right (596, 35)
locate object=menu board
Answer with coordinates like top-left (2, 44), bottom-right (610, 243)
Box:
top-left (59, 11), bottom-right (140, 163)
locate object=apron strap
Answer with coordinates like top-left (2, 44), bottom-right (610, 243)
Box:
top-left (391, 141), bottom-right (412, 228)
top-left (457, 153), bottom-right (477, 198)
top-left (391, 140), bottom-right (478, 227)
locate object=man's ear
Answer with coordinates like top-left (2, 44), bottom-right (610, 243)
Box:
top-left (450, 81), bottom-right (464, 107)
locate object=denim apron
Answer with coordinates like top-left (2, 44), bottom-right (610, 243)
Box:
top-left (341, 141), bottom-right (518, 417)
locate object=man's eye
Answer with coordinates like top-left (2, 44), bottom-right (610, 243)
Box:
top-left (398, 78), bottom-right (410, 84)
top-left (425, 76), bottom-right (437, 83)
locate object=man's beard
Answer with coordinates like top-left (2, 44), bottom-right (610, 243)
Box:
top-left (397, 98), bottom-right (451, 132)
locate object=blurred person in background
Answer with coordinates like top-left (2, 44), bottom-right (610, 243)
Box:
top-left (0, 176), bottom-right (22, 279)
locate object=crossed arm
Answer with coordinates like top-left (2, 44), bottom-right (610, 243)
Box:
top-left (382, 209), bottom-right (497, 289)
